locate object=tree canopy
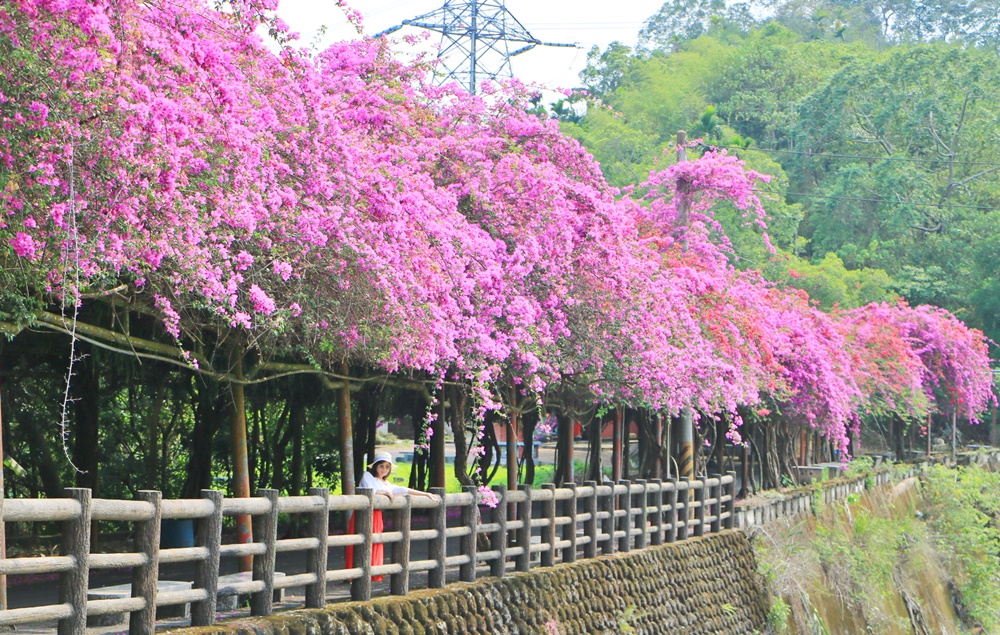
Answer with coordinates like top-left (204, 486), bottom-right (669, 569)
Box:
top-left (0, 0), bottom-right (994, 503)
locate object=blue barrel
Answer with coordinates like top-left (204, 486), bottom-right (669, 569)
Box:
top-left (160, 518), bottom-right (195, 548)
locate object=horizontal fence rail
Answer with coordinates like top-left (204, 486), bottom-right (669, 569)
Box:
top-left (0, 471), bottom-right (754, 633)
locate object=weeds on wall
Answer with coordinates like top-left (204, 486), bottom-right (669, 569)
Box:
top-left (922, 464), bottom-right (1000, 633)
top-left (753, 475), bottom-right (971, 634)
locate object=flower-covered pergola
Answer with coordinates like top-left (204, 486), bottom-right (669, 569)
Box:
top-left (0, 0), bottom-right (993, 508)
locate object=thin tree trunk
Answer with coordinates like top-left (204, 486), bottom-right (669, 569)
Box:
top-left (271, 400), bottom-right (292, 493)
top-left (612, 407), bottom-right (622, 482)
top-left (72, 344), bottom-right (100, 494)
top-left (587, 416), bottom-right (603, 482)
top-left (431, 391), bottom-right (446, 489)
top-left (289, 400), bottom-right (305, 496)
top-left (181, 378), bottom-right (220, 499)
top-left (227, 341), bottom-right (253, 572)
top-left (450, 387), bottom-right (474, 487)
top-left (521, 410), bottom-right (537, 487)
top-left (555, 412), bottom-right (574, 486)
top-left (143, 380), bottom-right (167, 490)
top-left (337, 361), bottom-right (355, 495)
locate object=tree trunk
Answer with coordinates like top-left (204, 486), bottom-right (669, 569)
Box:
top-left (554, 412), bottom-right (575, 486)
top-left (289, 400), bottom-right (305, 496)
top-left (227, 342), bottom-right (253, 572)
top-left (431, 391), bottom-right (446, 489)
top-left (612, 407), bottom-right (622, 482)
top-left (337, 361), bottom-right (355, 495)
top-left (449, 386), bottom-right (474, 487)
top-left (271, 400), bottom-right (292, 493)
top-left (72, 345), bottom-right (100, 494)
top-left (587, 416), bottom-right (604, 482)
top-left (520, 410), bottom-right (538, 487)
top-left (181, 378), bottom-right (221, 499)
top-left (353, 385), bottom-right (378, 482)
top-left (143, 380), bottom-right (167, 490)
top-left (476, 409), bottom-right (501, 485)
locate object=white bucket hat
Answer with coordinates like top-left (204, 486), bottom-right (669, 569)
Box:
top-left (368, 451), bottom-right (396, 468)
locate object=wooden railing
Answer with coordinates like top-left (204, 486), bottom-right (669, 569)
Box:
top-left (0, 473), bottom-right (736, 634)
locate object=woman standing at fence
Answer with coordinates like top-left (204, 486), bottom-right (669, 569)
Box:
top-left (346, 451), bottom-right (439, 581)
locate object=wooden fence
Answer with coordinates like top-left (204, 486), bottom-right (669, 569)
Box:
top-left (0, 473), bottom-right (736, 634)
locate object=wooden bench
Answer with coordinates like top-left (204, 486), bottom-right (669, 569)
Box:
top-left (87, 580), bottom-right (192, 626)
top-left (216, 571), bottom-right (286, 612)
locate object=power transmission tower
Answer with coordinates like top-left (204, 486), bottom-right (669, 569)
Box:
top-left (375, 1), bottom-right (576, 95)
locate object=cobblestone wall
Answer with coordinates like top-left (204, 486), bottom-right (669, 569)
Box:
top-left (179, 532), bottom-right (766, 635)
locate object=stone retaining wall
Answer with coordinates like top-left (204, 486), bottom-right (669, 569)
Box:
top-left (176, 532), bottom-right (766, 635)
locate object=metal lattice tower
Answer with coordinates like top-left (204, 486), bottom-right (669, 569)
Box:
top-left (376, 1), bottom-right (576, 94)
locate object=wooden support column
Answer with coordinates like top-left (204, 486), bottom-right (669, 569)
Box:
top-left (516, 486), bottom-right (532, 572)
top-left (429, 488), bottom-right (447, 588)
top-left (561, 484), bottom-right (577, 564)
top-left (460, 486), bottom-right (477, 582)
top-left (59, 488), bottom-right (91, 635)
top-left (583, 481), bottom-right (598, 559)
top-left (351, 489), bottom-right (373, 602)
top-left (541, 484), bottom-right (556, 567)
top-left (391, 496), bottom-right (412, 595)
top-left (489, 486), bottom-right (507, 577)
top-left (617, 480), bottom-right (631, 552)
top-left (664, 479), bottom-right (678, 543)
top-left (305, 488), bottom-right (330, 609)
top-left (129, 491), bottom-right (161, 635)
top-left (251, 489), bottom-right (279, 616)
top-left (192, 490), bottom-right (223, 626)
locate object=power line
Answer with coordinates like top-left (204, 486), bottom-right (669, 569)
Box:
top-left (718, 144), bottom-right (1000, 168)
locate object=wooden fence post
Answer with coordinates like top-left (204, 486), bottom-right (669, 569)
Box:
top-left (541, 484), bottom-right (556, 567)
top-left (391, 496), bottom-right (412, 595)
top-left (601, 484), bottom-right (615, 555)
top-left (650, 479), bottom-right (663, 546)
top-left (694, 477), bottom-right (706, 537)
top-left (251, 489), bottom-right (279, 616)
top-left (516, 486), bottom-right (532, 573)
top-left (725, 472), bottom-right (736, 530)
top-left (583, 481), bottom-right (598, 559)
top-left (665, 478), bottom-right (678, 543)
top-left (429, 487), bottom-right (447, 588)
top-left (192, 490), bottom-right (223, 626)
top-left (710, 474), bottom-right (722, 533)
top-left (130, 490), bottom-right (161, 635)
top-left (635, 480), bottom-right (648, 550)
top-left (677, 478), bottom-right (690, 541)
top-left (489, 486), bottom-right (507, 577)
top-left (617, 480), bottom-right (631, 552)
top-left (58, 488), bottom-right (91, 635)
top-left (561, 484), bottom-right (577, 564)
top-left (460, 486), bottom-right (477, 582)
top-left (351, 489), bottom-right (374, 602)
top-left (305, 488), bottom-right (329, 609)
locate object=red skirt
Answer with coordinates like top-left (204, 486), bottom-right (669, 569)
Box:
top-left (345, 509), bottom-right (385, 582)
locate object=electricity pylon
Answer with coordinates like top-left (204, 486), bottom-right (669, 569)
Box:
top-left (375, 1), bottom-right (576, 95)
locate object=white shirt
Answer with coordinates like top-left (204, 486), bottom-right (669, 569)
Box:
top-left (359, 471), bottom-right (408, 495)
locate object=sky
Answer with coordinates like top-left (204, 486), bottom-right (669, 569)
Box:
top-left (277, 0), bottom-right (667, 91)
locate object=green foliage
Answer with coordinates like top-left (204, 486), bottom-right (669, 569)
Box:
top-left (765, 253), bottom-right (897, 310)
top-left (843, 455), bottom-right (875, 478)
top-left (923, 464), bottom-right (1000, 632)
top-left (766, 597), bottom-right (790, 633)
top-left (573, 10), bottom-right (1000, 346)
